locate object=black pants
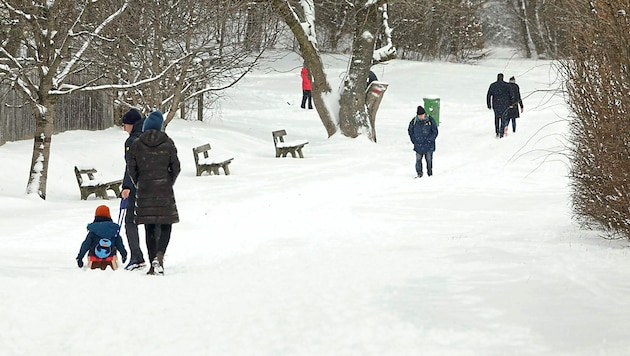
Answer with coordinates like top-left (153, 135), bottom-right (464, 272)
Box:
top-left (125, 192), bottom-right (144, 263)
top-left (301, 90), bottom-right (313, 109)
top-left (145, 224), bottom-right (172, 262)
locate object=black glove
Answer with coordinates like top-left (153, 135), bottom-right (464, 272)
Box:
top-left (122, 255), bottom-right (127, 264)
top-left (77, 258), bottom-right (84, 268)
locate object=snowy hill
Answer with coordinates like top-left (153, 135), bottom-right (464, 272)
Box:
top-left (1, 50), bottom-right (630, 355)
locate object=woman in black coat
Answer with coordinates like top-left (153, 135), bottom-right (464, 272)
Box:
top-left (128, 110), bottom-right (181, 275)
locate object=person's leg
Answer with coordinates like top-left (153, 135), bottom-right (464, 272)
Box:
top-left (144, 224), bottom-right (157, 262)
top-left (125, 194), bottom-right (144, 263)
top-left (157, 224), bottom-right (172, 257)
top-left (301, 90), bottom-right (308, 109)
top-left (512, 118), bottom-right (516, 132)
top-left (306, 90), bottom-right (313, 109)
top-left (494, 110), bottom-right (501, 136)
top-left (415, 152), bottom-right (423, 177)
top-left (425, 151), bottom-right (434, 176)
top-left (501, 117), bottom-right (509, 137)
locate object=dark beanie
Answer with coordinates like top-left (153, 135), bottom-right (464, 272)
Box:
top-left (497, 73), bottom-right (504, 80)
top-left (417, 106), bottom-right (426, 115)
top-left (122, 108), bottom-right (142, 125)
top-left (143, 110), bottom-right (164, 132)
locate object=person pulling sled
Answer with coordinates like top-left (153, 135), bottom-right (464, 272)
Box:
top-left (76, 205), bottom-right (128, 270)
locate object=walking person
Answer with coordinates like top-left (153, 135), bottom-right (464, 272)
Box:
top-left (408, 106), bottom-right (439, 178)
top-left (486, 73), bottom-right (513, 138)
top-left (506, 76), bottom-right (524, 133)
top-left (120, 108), bottom-right (146, 270)
top-left (300, 63), bottom-right (313, 109)
top-left (128, 110), bottom-right (181, 276)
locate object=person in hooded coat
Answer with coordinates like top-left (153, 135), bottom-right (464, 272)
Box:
top-left (120, 108), bottom-right (146, 270)
top-left (76, 205), bottom-right (128, 270)
top-left (128, 110), bottom-right (180, 275)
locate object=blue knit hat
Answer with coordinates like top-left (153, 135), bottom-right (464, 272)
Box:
top-left (143, 110), bottom-right (164, 132)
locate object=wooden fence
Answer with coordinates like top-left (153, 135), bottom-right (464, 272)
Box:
top-left (0, 85), bottom-right (114, 146)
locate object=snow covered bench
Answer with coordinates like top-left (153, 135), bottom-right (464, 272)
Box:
top-left (272, 129), bottom-right (309, 158)
top-left (74, 166), bottom-right (122, 200)
top-left (192, 143), bottom-right (234, 176)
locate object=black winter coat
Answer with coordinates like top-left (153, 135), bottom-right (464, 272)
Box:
top-left (128, 130), bottom-right (181, 224)
top-left (506, 82), bottom-right (523, 120)
top-left (486, 80), bottom-right (513, 114)
top-left (122, 118), bottom-right (144, 192)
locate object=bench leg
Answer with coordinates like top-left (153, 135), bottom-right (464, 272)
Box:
top-left (97, 187), bottom-right (109, 200)
top-left (210, 166), bottom-right (220, 175)
top-left (297, 148), bottom-right (304, 158)
top-left (223, 164), bottom-right (231, 175)
top-left (110, 186), bottom-right (121, 198)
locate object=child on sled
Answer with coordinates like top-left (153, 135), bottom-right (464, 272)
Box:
top-left (76, 205), bottom-right (128, 270)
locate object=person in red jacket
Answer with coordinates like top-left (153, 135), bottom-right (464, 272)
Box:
top-left (301, 64), bottom-right (313, 109)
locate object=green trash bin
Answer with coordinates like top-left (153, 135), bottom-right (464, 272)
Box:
top-left (423, 96), bottom-right (440, 126)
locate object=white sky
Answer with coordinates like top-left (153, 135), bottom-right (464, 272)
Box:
top-left (1, 48), bottom-right (629, 355)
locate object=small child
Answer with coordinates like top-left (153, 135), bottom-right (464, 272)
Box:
top-left (76, 205), bottom-right (128, 270)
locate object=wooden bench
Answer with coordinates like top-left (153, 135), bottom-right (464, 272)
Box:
top-left (192, 143), bottom-right (234, 176)
top-left (272, 129), bottom-right (309, 158)
top-left (74, 166), bottom-right (122, 200)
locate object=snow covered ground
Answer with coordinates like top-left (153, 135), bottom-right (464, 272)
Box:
top-left (1, 49), bottom-right (630, 355)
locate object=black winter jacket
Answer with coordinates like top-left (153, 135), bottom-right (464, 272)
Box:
top-left (128, 130), bottom-right (181, 224)
top-left (486, 80), bottom-right (513, 113)
top-left (122, 119), bottom-right (144, 191)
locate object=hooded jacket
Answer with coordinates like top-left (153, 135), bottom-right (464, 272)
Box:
top-left (77, 217), bottom-right (127, 260)
top-left (128, 127), bottom-right (181, 224)
top-left (301, 67), bottom-right (312, 91)
top-left (408, 115), bottom-right (439, 153)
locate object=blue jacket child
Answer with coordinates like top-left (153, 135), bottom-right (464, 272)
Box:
top-left (408, 105), bottom-right (439, 177)
top-left (76, 205), bottom-right (128, 270)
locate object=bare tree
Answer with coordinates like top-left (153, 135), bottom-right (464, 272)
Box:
top-left (271, 0), bottom-right (395, 140)
top-left (0, 0), bottom-right (130, 199)
top-left (99, 0), bottom-right (268, 127)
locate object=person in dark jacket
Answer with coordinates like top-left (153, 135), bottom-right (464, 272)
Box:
top-left (408, 105), bottom-right (439, 178)
top-left (76, 205), bottom-right (128, 270)
top-left (506, 76), bottom-right (524, 133)
top-left (120, 108), bottom-right (146, 270)
top-left (128, 110), bottom-right (180, 275)
top-left (301, 64), bottom-right (313, 109)
top-left (486, 73), bottom-right (513, 138)
top-left (368, 70), bottom-right (378, 87)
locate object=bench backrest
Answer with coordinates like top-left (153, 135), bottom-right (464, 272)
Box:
top-left (272, 130), bottom-right (287, 146)
top-left (193, 143), bottom-right (212, 164)
top-left (74, 166), bottom-right (98, 185)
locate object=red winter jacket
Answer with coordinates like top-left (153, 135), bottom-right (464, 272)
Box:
top-left (301, 67), bottom-right (312, 90)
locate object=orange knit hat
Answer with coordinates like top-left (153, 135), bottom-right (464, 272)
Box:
top-left (94, 205), bottom-right (111, 219)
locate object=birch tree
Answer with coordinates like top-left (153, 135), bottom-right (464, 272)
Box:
top-left (0, 0), bottom-right (129, 199)
top-left (271, 0), bottom-right (396, 140)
